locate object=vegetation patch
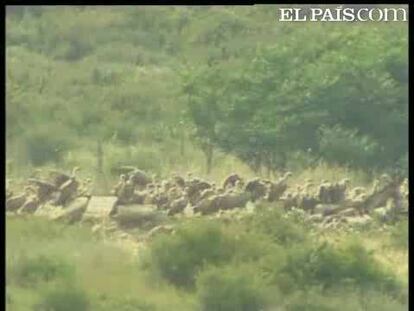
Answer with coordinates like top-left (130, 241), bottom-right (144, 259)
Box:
top-left (8, 254), bottom-right (75, 287)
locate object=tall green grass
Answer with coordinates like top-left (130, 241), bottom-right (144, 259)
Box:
top-left (6, 201), bottom-right (408, 311)
top-left (6, 216), bottom-right (196, 311)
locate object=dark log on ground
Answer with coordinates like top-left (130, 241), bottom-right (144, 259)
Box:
top-left (112, 204), bottom-right (167, 228)
top-left (51, 197), bottom-right (89, 224)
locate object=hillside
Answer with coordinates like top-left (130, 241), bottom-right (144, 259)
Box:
top-left (5, 7), bottom-right (409, 310)
top-left (6, 6), bottom-right (408, 191)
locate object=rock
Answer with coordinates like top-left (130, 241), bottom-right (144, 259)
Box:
top-left (313, 204), bottom-right (349, 216)
top-left (82, 196), bottom-right (118, 223)
top-left (34, 203), bottom-right (58, 218)
top-left (91, 224), bottom-right (103, 233)
top-left (146, 225), bottom-right (174, 239)
top-left (117, 232), bottom-right (129, 239)
top-left (307, 214), bottom-right (324, 223)
top-left (337, 207), bottom-right (359, 217)
top-left (371, 206), bottom-right (398, 222)
top-left (345, 215), bottom-right (373, 228)
top-left (372, 207), bottom-right (387, 217)
top-left (112, 204), bottom-right (166, 228)
top-left (314, 204), bottom-right (335, 215)
top-left (321, 215), bottom-right (337, 225)
top-left (51, 197), bottom-right (89, 224)
top-left (323, 220), bottom-right (338, 230)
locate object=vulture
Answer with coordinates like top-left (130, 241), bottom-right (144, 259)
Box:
top-left (193, 196), bottom-right (220, 215)
top-left (244, 178), bottom-right (267, 202)
top-left (349, 187), bottom-right (366, 199)
top-left (172, 174), bottom-right (186, 188)
top-left (6, 187), bottom-right (34, 212)
top-left (331, 178), bottom-right (350, 203)
top-left (298, 195), bottom-right (319, 212)
top-left (118, 166), bottom-right (152, 187)
top-left (267, 172), bottom-right (292, 202)
top-left (267, 180), bottom-right (288, 202)
top-left (52, 168), bottom-right (80, 206)
top-left (199, 187), bottom-right (216, 201)
top-left (27, 178), bottom-right (58, 203)
top-left (47, 167), bottom-right (80, 188)
top-left (168, 194), bottom-right (189, 216)
top-left (318, 180), bottom-right (332, 204)
top-left (222, 173), bottom-right (243, 189)
top-left (112, 174), bottom-right (127, 196)
top-left (18, 195), bottom-right (40, 214)
top-left (116, 176), bottom-right (136, 204)
top-left (280, 193), bottom-right (297, 211)
top-left (217, 191), bottom-right (251, 211)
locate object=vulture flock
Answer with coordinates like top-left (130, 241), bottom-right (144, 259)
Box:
top-left (6, 166), bottom-right (409, 230)
top-left (108, 167), bottom-right (408, 229)
top-left (6, 167), bottom-right (92, 220)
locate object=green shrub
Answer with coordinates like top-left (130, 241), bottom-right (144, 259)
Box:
top-left (24, 126), bottom-right (72, 166)
top-left (35, 284), bottom-right (90, 311)
top-left (280, 239), bottom-right (402, 296)
top-left (11, 254), bottom-right (74, 287)
top-left (196, 264), bottom-right (271, 311)
top-left (145, 220), bottom-right (272, 288)
top-left (318, 125), bottom-right (382, 170)
top-left (244, 206), bottom-right (308, 245)
top-left (284, 288), bottom-right (352, 311)
top-left (283, 287), bottom-right (407, 311)
top-left (146, 221), bottom-right (236, 287)
top-left (389, 219), bottom-right (408, 249)
top-left (94, 294), bottom-right (156, 311)
top-left (286, 150), bottom-right (319, 170)
top-left (395, 153), bottom-right (408, 178)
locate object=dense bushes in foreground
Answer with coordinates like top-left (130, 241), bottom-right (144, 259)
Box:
top-left (35, 284), bottom-right (90, 311)
top-left (9, 254), bottom-right (74, 287)
top-left (144, 220), bottom-right (273, 288)
top-left (196, 264), bottom-right (272, 311)
top-left (144, 208), bottom-right (407, 310)
top-left (6, 211), bottom-right (408, 311)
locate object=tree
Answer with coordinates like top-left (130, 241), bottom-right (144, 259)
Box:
top-left (186, 22), bottom-right (408, 172)
top-left (181, 64), bottom-right (224, 174)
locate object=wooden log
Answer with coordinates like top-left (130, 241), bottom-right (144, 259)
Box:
top-left (112, 204), bottom-right (167, 227)
top-left (51, 197), bottom-right (89, 224)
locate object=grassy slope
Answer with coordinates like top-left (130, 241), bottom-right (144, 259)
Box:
top-left (6, 216), bottom-right (196, 310)
top-left (6, 212), bottom-right (408, 311)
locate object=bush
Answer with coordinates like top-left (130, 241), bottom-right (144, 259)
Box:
top-left (94, 294), bottom-right (157, 311)
top-left (396, 154), bottom-right (408, 177)
top-left (318, 125), bottom-right (381, 169)
top-left (280, 239), bottom-right (402, 296)
top-left (10, 254), bottom-right (74, 287)
top-left (146, 221), bottom-right (236, 287)
top-left (36, 284), bottom-right (90, 311)
top-left (283, 287), bottom-right (407, 311)
top-left (389, 219), bottom-right (408, 249)
top-left (284, 287), bottom-right (356, 311)
top-left (24, 126), bottom-right (72, 166)
top-left (145, 220), bottom-right (272, 288)
top-left (286, 150), bottom-right (319, 170)
top-left (244, 206), bottom-right (308, 245)
top-left (196, 264), bottom-right (271, 311)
